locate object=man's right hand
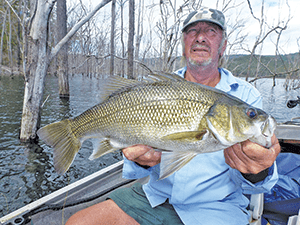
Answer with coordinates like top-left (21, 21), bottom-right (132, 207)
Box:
top-left (122, 145), bottom-right (162, 167)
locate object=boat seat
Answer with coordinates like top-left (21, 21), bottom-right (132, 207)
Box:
top-left (249, 193), bottom-right (300, 225)
top-left (249, 193), bottom-right (264, 225)
top-left (287, 209), bottom-right (300, 225)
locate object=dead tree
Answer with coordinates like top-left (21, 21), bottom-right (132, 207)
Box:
top-left (57, 0), bottom-right (69, 98)
top-left (110, 0), bottom-right (116, 76)
top-left (127, 0), bottom-right (134, 79)
top-left (20, 0), bottom-right (112, 142)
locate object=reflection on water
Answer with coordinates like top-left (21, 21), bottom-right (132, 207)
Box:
top-left (0, 75), bottom-right (299, 217)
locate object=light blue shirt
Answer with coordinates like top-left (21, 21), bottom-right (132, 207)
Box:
top-left (122, 67), bottom-right (278, 224)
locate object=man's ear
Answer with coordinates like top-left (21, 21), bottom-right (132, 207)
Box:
top-left (220, 39), bottom-right (227, 56)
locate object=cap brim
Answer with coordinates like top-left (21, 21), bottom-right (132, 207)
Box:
top-left (182, 19), bottom-right (225, 32)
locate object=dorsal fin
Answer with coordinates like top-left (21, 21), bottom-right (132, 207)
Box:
top-left (99, 76), bottom-right (142, 102)
top-left (100, 73), bottom-right (185, 102)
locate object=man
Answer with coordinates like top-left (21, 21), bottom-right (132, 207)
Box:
top-left (66, 7), bottom-right (280, 225)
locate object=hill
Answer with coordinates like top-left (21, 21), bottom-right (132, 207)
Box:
top-left (226, 53), bottom-right (300, 78)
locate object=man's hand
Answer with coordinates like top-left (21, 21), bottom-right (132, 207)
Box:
top-left (224, 134), bottom-right (280, 174)
top-left (122, 145), bottom-right (162, 167)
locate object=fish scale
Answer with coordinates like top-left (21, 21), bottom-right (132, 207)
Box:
top-left (37, 73), bottom-right (276, 178)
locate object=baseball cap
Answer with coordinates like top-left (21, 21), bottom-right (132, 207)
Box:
top-left (182, 7), bottom-right (226, 32)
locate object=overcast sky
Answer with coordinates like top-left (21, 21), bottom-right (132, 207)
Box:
top-left (181, 0), bottom-right (299, 55)
top-left (84, 0), bottom-right (299, 55)
top-left (226, 0), bottom-right (299, 55)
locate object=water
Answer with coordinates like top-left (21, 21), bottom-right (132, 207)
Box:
top-left (0, 75), bottom-right (122, 217)
top-left (254, 78), bottom-right (300, 122)
top-left (0, 75), bottom-right (299, 217)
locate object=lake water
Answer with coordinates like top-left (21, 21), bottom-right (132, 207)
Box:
top-left (0, 74), bottom-right (299, 217)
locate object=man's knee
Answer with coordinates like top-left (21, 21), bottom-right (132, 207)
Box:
top-left (65, 199), bottom-right (139, 225)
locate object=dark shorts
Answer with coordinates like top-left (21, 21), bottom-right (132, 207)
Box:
top-left (108, 183), bottom-right (183, 225)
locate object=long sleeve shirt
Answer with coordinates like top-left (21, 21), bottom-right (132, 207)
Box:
top-left (122, 67), bottom-right (278, 225)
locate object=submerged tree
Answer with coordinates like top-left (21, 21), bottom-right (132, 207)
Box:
top-left (110, 0), bottom-right (116, 76)
top-left (127, 0), bottom-right (134, 79)
top-left (56, 0), bottom-right (69, 99)
top-left (20, 0), bottom-right (112, 142)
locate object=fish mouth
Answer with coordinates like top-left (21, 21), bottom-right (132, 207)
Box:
top-left (261, 115), bottom-right (277, 137)
top-left (249, 116), bottom-right (276, 148)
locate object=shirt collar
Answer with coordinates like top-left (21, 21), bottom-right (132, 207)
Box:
top-left (215, 68), bottom-right (239, 92)
top-left (174, 67), bottom-right (239, 92)
top-left (174, 67), bottom-right (186, 78)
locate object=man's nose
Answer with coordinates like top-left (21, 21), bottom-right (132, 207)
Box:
top-left (195, 31), bottom-right (207, 43)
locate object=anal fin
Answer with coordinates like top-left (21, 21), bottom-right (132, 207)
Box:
top-left (89, 139), bottom-right (118, 160)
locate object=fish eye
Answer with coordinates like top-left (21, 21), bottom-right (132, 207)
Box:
top-left (246, 108), bottom-right (257, 119)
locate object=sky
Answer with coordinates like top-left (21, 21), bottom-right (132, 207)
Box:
top-left (185, 0), bottom-right (300, 55)
top-left (231, 0), bottom-right (300, 55)
top-left (80, 0), bottom-right (300, 56)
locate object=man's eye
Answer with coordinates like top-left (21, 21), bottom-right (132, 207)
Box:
top-left (187, 29), bottom-right (197, 34)
top-left (207, 28), bottom-right (216, 33)
top-left (204, 28), bottom-right (217, 37)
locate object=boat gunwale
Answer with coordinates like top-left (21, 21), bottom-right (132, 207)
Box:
top-left (0, 160), bottom-right (124, 224)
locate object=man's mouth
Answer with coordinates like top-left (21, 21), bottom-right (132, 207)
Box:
top-left (191, 45), bottom-right (210, 53)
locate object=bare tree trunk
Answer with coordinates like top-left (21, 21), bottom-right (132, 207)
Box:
top-left (159, 2), bottom-right (168, 71)
top-left (110, 0), bottom-right (116, 76)
top-left (135, 0), bottom-right (144, 76)
top-left (0, 6), bottom-right (8, 74)
top-left (57, 0), bottom-right (69, 98)
top-left (20, 0), bottom-right (112, 142)
top-left (127, 0), bottom-right (135, 79)
top-left (20, 0), bottom-right (55, 142)
top-left (8, 9), bottom-right (13, 75)
top-left (17, 0), bottom-right (22, 73)
top-left (119, 0), bottom-right (125, 77)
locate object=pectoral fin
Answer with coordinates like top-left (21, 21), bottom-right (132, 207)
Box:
top-left (159, 151), bottom-right (197, 180)
top-left (162, 130), bottom-right (207, 142)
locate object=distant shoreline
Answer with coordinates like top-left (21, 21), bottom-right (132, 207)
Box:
top-left (0, 64), bottom-right (294, 80)
top-left (0, 65), bottom-right (23, 76)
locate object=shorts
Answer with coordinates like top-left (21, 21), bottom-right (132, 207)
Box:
top-left (108, 183), bottom-right (183, 225)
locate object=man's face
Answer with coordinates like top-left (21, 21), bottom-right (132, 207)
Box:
top-left (183, 21), bottom-right (225, 67)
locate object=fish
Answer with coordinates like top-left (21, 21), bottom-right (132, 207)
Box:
top-left (37, 73), bottom-right (276, 179)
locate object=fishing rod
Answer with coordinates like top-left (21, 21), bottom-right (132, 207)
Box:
top-left (287, 96), bottom-right (300, 108)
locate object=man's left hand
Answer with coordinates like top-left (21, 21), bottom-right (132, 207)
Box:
top-left (224, 134), bottom-right (281, 174)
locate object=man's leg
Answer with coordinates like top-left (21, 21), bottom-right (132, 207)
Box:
top-left (65, 199), bottom-right (139, 225)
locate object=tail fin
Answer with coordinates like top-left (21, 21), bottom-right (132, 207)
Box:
top-left (37, 119), bottom-right (81, 174)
